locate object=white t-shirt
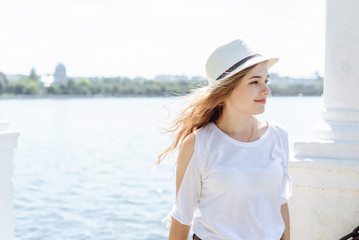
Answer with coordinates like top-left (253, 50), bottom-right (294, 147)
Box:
top-left (163, 120), bottom-right (293, 240)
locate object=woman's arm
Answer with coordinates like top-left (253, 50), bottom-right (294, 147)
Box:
top-left (169, 133), bottom-right (196, 240)
top-left (280, 203), bottom-right (290, 240)
top-left (169, 217), bottom-right (191, 240)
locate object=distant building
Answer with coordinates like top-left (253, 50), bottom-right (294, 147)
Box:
top-left (53, 63), bottom-right (67, 84)
top-left (190, 76), bottom-right (207, 82)
top-left (5, 74), bottom-right (22, 82)
top-left (270, 76), bottom-right (323, 87)
top-left (154, 74), bottom-right (207, 82)
top-left (154, 74), bottom-right (189, 82)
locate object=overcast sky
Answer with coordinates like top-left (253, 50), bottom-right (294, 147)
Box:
top-left (0, 0), bottom-right (325, 79)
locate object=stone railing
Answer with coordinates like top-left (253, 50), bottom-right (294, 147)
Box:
top-left (0, 121), bottom-right (19, 240)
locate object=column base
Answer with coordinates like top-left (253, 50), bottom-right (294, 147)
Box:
top-left (289, 155), bottom-right (359, 240)
top-left (294, 119), bottom-right (359, 160)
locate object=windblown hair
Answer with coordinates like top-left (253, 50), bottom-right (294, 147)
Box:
top-left (157, 64), bottom-right (258, 165)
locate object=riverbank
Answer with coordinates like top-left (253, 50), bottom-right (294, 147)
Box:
top-left (0, 94), bottom-right (173, 99)
top-left (0, 93), bottom-right (321, 99)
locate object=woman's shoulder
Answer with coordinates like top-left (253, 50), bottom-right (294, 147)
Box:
top-left (181, 132), bottom-right (196, 152)
top-left (194, 122), bottom-right (217, 141)
top-left (177, 132), bottom-right (196, 173)
top-left (181, 122), bottom-right (215, 151)
top-left (267, 120), bottom-right (288, 137)
top-left (196, 122), bottom-right (215, 134)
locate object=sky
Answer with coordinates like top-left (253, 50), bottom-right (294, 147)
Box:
top-left (0, 0), bottom-right (326, 79)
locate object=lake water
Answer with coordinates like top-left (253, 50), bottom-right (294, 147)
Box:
top-left (0, 96), bottom-right (323, 240)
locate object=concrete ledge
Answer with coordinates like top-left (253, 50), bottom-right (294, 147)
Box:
top-left (291, 155), bottom-right (359, 171)
top-left (294, 137), bottom-right (359, 160)
top-left (289, 155), bottom-right (359, 240)
top-left (290, 155), bottom-right (359, 192)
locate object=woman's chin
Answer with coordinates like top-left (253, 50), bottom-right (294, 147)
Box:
top-left (253, 108), bottom-right (265, 115)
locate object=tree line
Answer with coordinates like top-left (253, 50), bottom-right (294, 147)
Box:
top-left (0, 69), bottom-right (323, 97)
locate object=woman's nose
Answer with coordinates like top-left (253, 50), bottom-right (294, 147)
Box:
top-left (261, 83), bottom-right (271, 96)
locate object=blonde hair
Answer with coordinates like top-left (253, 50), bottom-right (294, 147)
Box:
top-left (157, 64), bottom-right (258, 165)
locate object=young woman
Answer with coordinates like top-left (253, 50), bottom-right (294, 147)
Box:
top-left (158, 39), bottom-right (293, 240)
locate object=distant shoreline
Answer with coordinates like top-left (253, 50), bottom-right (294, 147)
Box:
top-left (0, 94), bottom-right (321, 99)
top-left (0, 94), bottom-right (174, 99)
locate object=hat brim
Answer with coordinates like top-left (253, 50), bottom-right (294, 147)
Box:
top-left (208, 56), bottom-right (279, 84)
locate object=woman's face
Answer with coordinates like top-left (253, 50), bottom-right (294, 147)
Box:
top-left (225, 62), bottom-right (271, 115)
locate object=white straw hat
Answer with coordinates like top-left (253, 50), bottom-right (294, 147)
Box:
top-left (205, 39), bottom-right (279, 84)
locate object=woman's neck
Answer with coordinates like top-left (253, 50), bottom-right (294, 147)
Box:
top-left (215, 107), bottom-right (255, 141)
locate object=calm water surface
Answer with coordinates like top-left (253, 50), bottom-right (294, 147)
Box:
top-left (0, 96), bottom-right (323, 240)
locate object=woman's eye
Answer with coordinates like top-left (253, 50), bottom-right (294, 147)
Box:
top-left (250, 79), bottom-right (270, 85)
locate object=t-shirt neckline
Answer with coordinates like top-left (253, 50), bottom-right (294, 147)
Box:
top-left (210, 120), bottom-right (272, 146)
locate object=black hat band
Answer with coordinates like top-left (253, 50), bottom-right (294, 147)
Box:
top-left (216, 54), bottom-right (262, 81)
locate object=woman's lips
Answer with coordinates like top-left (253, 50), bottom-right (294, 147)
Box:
top-left (255, 99), bottom-right (266, 104)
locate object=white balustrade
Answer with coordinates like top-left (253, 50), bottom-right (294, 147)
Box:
top-left (0, 121), bottom-right (19, 240)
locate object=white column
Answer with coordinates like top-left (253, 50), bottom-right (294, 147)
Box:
top-left (290, 0), bottom-right (359, 239)
top-left (0, 121), bottom-right (19, 240)
top-left (294, 0), bottom-right (359, 160)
